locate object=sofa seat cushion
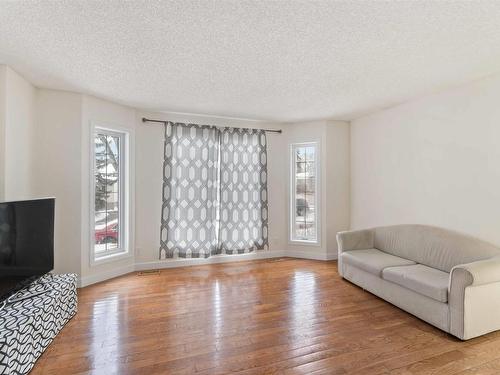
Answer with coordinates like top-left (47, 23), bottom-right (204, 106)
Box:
top-left (382, 264), bottom-right (449, 303)
top-left (342, 249), bottom-right (416, 277)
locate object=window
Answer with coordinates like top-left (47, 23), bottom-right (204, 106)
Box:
top-left (290, 142), bottom-right (319, 244)
top-left (92, 127), bottom-right (129, 260)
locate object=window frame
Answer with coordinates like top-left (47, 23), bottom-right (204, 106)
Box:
top-left (289, 141), bottom-right (321, 246)
top-left (90, 124), bottom-right (131, 264)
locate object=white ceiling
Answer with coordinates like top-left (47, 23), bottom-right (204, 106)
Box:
top-left (2, 1), bottom-right (500, 122)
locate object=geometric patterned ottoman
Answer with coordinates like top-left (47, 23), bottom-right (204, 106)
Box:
top-left (0, 274), bottom-right (77, 375)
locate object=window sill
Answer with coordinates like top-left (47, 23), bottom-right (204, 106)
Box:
top-left (91, 250), bottom-right (133, 267)
top-left (289, 239), bottom-right (321, 247)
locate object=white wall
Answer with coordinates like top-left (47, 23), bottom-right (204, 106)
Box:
top-left (80, 95), bottom-right (137, 283)
top-left (351, 73), bottom-right (500, 246)
top-left (285, 120), bottom-right (350, 259)
top-left (325, 121), bottom-right (350, 256)
top-left (2, 66), bottom-right (36, 201)
top-left (135, 111), bottom-right (287, 266)
top-left (34, 89), bottom-right (83, 275)
top-left (0, 67), bottom-right (85, 277)
top-left (32, 91), bottom-right (138, 282)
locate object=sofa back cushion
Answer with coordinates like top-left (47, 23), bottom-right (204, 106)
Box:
top-left (374, 225), bottom-right (500, 272)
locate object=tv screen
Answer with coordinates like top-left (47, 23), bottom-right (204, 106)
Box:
top-left (0, 198), bottom-right (54, 302)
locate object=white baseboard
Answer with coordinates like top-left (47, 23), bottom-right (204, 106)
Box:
top-left (135, 250), bottom-right (287, 271)
top-left (78, 263), bottom-right (135, 287)
top-left (286, 250), bottom-right (338, 261)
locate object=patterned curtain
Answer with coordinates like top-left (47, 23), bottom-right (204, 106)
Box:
top-left (217, 127), bottom-right (268, 254)
top-left (159, 123), bottom-right (220, 258)
top-left (159, 123), bottom-right (268, 259)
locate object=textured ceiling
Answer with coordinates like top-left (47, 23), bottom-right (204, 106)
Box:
top-left (2, 1), bottom-right (500, 122)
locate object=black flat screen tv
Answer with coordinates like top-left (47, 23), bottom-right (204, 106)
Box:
top-left (0, 198), bottom-right (54, 303)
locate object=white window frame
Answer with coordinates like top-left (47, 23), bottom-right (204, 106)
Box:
top-left (90, 125), bottom-right (131, 264)
top-left (289, 141), bottom-right (321, 245)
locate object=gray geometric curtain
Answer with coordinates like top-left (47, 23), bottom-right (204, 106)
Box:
top-left (217, 127), bottom-right (268, 254)
top-left (159, 122), bottom-right (220, 259)
top-left (159, 122), bottom-right (268, 259)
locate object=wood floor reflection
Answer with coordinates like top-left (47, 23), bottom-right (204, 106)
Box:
top-left (31, 258), bottom-right (500, 374)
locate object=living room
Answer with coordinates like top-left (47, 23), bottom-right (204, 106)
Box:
top-left (1, 1), bottom-right (500, 374)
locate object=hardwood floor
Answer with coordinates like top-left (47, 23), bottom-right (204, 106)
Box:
top-left (31, 258), bottom-right (500, 375)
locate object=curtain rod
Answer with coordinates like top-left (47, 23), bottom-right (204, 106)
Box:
top-left (142, 117), bottom-right (282, 133)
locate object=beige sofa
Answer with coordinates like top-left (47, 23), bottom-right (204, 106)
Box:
top-left (337, 224), bottom-right (500, 340)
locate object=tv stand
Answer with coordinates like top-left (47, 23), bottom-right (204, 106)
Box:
top-left (0, 273), bottom-right (77, 375)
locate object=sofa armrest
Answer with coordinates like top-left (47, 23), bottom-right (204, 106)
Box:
top-left (449, 257), bottom-right (500, 339)
top-left (336, 229), bottom-right (374, 253)
top-left (451, 257), bottom-right (500, 287)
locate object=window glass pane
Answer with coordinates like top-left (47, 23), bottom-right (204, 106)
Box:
top-left (296, 161), bottom-right (305, 174)
top-left (291, 144), bottom-right (318, 243)
top-left (305, 146), bottom-right (315, 161)
top-left (95, 182), bottom-right (107, 197)
top-left (94, 131), bottom-right (122, 257)
top-left (296, 196), bottom-right (306, 218)
top-left (305, 180), bottom-right (315, 195)
top-left (295, 147), bottom-right (305, 162)
top-left (305, 192), bottom-right (315, 212)
top-left (106, 193), bottom-right (119, 211)
top-left (106, 219), bottom-right (118, 249)
top-left (294, 221), bottom-right (306, 240)
top-left (305, 221), bottom-right (316, 239)
top-left (107, 135), bottom-right (119, 160)
top-left (296, 179), bottom-right (306, 195)
top-left (306, 178), bottom-right (315, 194)
top-left (304, 162), bottom-right (315, 177)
